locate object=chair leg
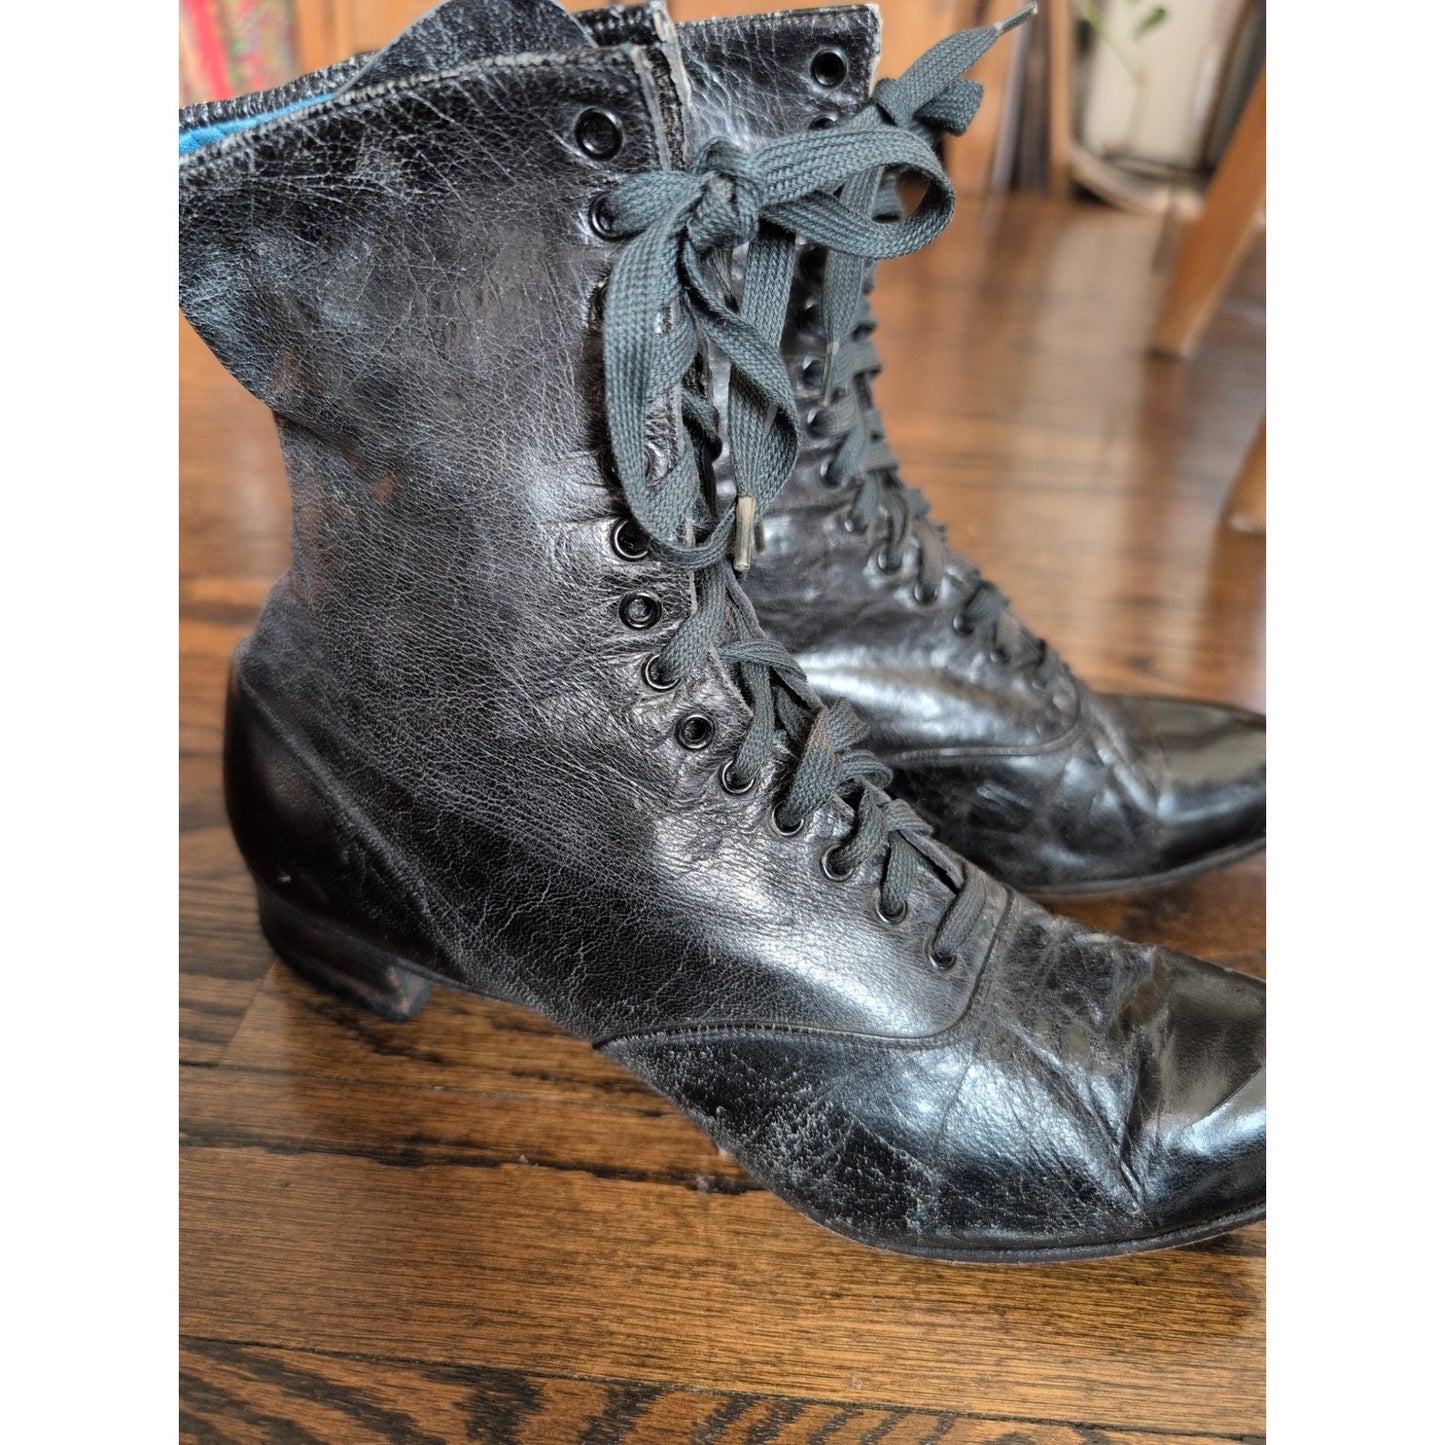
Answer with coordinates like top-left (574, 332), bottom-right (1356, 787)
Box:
top-left (1152, 70), bottom-right (1266, 360)
top-left (1224, 418), bottom-right (1265, 533)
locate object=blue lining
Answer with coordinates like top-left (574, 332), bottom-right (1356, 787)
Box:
top-left (179, 92), bottom-right (334, 157)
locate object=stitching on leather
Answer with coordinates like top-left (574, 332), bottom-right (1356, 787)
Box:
top-left (879, 682), bottom-right (1088, 765)
top-left (682, 8), bottom-right (880, 48)
top-left (598, 891), bottom-right (1013, 1056)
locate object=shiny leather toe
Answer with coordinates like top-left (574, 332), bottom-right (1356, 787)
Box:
top-left (1123, 948), bottom-right (1266, 1232)
top-left (1109, 694), bottom-right (1266, 878)
top-left (609, 889), bottom-right (1265, 1261)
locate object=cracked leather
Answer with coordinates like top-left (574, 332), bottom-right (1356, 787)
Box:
top-left (679, 5), bottom-right (1266, 896)
top-left (179, 4), bottom-right (1263, 1258)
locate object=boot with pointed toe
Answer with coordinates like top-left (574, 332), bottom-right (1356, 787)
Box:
top-left (180, 0), bottom-right (1262, 1259)
top-left (675, 4), bottom-right (1265, 897)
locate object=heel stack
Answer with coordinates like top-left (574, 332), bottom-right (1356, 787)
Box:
top-left (256, 884), bottom-right (434, 1021)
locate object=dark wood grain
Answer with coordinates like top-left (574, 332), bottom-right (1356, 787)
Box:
top-left (180, 194), bottom-right (1265, 1440)
top-left (179, 1339), bottom-right (1261, 1444)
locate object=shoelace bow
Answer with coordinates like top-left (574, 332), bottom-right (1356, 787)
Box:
top-left (600, 87), bottom-right (991, 957)
top-left (805, 8), bottom-right (1063, 688)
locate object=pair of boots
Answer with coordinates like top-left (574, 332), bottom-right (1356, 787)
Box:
top-left (179, 0), bottom-right (1265, 1262)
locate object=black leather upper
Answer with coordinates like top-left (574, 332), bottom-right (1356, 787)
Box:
top-left (181, 1), bottom-right (1263, 1258)
top-left (678, 5), bottom-right (1266, 895)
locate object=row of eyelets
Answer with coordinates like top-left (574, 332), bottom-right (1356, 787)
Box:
top-left (613, 523), bottom-right (720, 747)
top-left (818, 844), bottom-right (956, 969)
top-left (587, 65), bottom-right (949, 965)
top-left (579, 106), bottom-right (623, 244)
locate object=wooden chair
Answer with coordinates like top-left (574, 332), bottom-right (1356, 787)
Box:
top-left (1151, 70), bottom-right (1265, 531)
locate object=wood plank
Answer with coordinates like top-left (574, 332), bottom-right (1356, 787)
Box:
top-left (179, 1338), bottom-right (1258, 1444)
top-left (181, 1144), bottom-right (1263, 1436)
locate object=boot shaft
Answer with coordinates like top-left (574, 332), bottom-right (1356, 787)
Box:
top-left (178, 6), bottom-right (981, 1043)
top-left (180, 31), bottom-right (712, 801)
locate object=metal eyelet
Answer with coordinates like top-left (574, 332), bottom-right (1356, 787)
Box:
top-left (719, 760), bottom-right (758, 796)
top-left (611, 518), bottom-right (649, 561)
top-left (575, 108), bottom-right (623, 159)
top-left (818, 459), bottom-right (842, 490)
top-left (989, 646), bottom-right (1010, 666)
top-left (619, 592), bottom-right (661, 630)
top-left (770, 804), bottom-right (806, 838)
top-left (927, 941), bottom-right (958, 971)
top-left (952, 612), bottom-right (974, 636)
top-left (820, 844), bottom-right (854, 881)
top-left (808, 112), bottom-right (839, 131)
top-left (588, 194), bottom-right (620, 240)
top-left (840, 510), bottom-right (865, 535)
top-left (810, 49), bottom-right (849, 89)
top-left (641, 655), bottom-right (677, 692)
top-left (875, 892), bottom-right (909, 926)
top-left (800, 355), bottom-right (824, 388)
top-left (805, 407), bottom-right (826, 438)
top-left (797, 299), bottom-right (822, 335)
top-left (875, 548), bottom-right (904, 576)
top-left (913, 582), bottom-right (939, 607)
top-left (1030, 671), bottom-right (1051, 693)
top-left (675, 713), bottom-right (714, 751)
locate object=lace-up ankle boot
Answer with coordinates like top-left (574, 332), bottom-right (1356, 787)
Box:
top-left (179, 0), bottom-right (1263, 1260)
top-left (678, 4), bottom-right (1265, 897)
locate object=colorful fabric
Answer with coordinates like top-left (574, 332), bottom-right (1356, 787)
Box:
top-left (180, 0), bottom-right (297, 104)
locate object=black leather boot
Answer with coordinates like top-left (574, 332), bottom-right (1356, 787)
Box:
top-left (179, 0), bottom-right (1263, 1260)
top-left (678, 4), bottom-right (1266, 897)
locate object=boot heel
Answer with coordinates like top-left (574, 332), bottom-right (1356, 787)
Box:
top-left (256, 884), bottom-right (434, 1021)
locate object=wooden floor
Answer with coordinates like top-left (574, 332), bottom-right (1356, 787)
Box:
top-left (180, 195), bottom-right (1266, 1444)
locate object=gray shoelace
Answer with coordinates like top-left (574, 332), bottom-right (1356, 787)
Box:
top-left (806, 9), bottom-right (1064, 687)
top-left (599, 64), bottom-right (996, 960)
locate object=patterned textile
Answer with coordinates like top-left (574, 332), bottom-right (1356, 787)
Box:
top-left (180, 0), bottom-right (296, 103)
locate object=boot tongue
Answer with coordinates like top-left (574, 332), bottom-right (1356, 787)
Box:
top-left (339, 0), bottom-right (594, 94)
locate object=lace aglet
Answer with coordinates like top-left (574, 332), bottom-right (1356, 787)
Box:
top-left (733, 495), bottom-right (758, 573)
top-left (997, 4), bottom-right (1037, 37)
